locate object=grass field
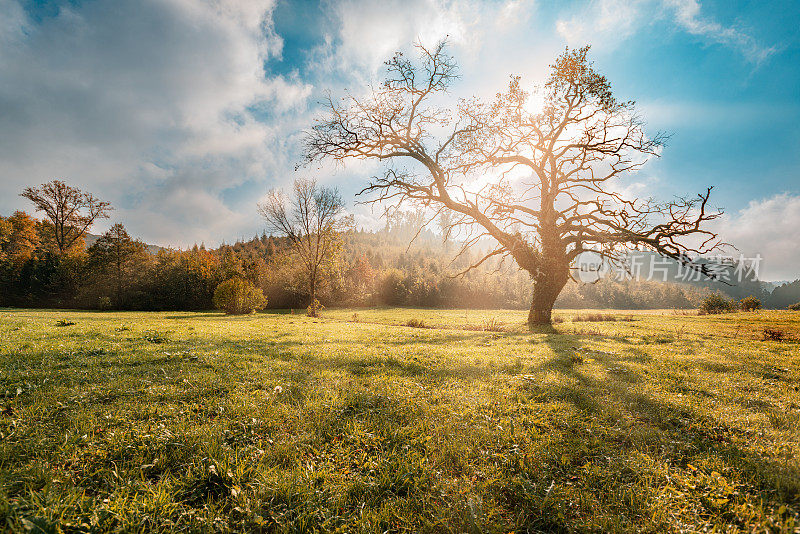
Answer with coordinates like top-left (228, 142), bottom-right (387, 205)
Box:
top-left (1, 307), bottom-right (799, 532)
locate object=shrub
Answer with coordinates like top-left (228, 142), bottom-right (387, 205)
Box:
top-left (143, 329), bottom-right (169, 343)
top-left (789, 302), bottom-right (800, 311)
top-left (739, 296), bottom-right (761, 312)
top-left (213, 278), bottom-right (266, 315)
top-left (97, 296), bottom-right (112, 311)
top-left (465, 318), bottom-right (505, 332)
top-left (480, 317), bottom-right (504, 332)
top-left (698, 293), bottom-right (736, 314)
top-left (307, 298), bottom-right (324, 317)
top-left (406, 318), bottom-right (427, 328)
top-left (573, 313), bottom-right (618, 322)
top-left (762, 327), bottom-right (785, 341)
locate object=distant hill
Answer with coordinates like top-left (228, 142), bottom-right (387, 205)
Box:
top-left (763, 280), bottom-right (794, 292)
top-left (586, 250), bottom-right (773, 301)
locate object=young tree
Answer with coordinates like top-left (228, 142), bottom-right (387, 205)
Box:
top-left (20, 180), bottom-right (111, 255)
top-left (89, 223), bottom-right (148, 306)
top-left (258, 178), bottom-right (351, 316)
top-left (304, 43), bottom-right (722, 326)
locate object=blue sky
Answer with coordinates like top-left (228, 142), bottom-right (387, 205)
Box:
top-left (0, 0), bottom-right (799, 278)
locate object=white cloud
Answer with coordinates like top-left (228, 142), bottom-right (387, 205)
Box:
top-left (0, 0), bottom-right (553, 247)
top-left (0, 0), bottom-right (787, 256)
top-left (556, 0), bottom-right (647, 51)
top-left (664, 0), bottom-right (777, 66)
top-left (557, 0), bottom-right (776, 65)
top-left (710, 193), bottom-right (800, 281)
top-left (0, 0), bottom-right (28, 43)
top-left (118, 188), bottom-right (249, 248)
top-left (0, 0), bottom-right (307, 245)
top-left (305, 0), bottom-right (544, 95)
top-left (330, 0), bottom-right (476, 74)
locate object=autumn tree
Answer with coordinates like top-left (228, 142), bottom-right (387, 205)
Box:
top-left (258, 177), bottom-right (351, 316)
top-left (20, 180), bottom-right (111, 255)
top-left (0, 218), bottom-right (9, 263)
top-left (0, 211), bottom-right (40, 265)
top-left (219, 248), bottom-right (246, 280)
top-left (0, 211), bottom-right (43, 306)
top-left (304, 43), bottom-right (722, 326)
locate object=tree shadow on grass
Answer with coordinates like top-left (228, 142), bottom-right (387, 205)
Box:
top-left (162, 312), bottom-right (226, 320)
top-left (523, 332), bottom-right (800, 512)
top-left (45, 329), bottom-right (500, 388)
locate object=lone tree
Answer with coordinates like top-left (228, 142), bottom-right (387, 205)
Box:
top-left (21, 180), bottom-right (111, 255)
top-left (258, 177), bottom-right (351, 317)
top-left (304, 43), bottom-right (722, 326)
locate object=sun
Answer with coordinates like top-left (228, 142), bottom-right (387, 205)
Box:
top-left (523, 90), bottom-right (545, 117)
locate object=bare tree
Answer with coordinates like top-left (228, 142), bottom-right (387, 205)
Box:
top-left (20, 180), bottom-right (112, 255)
top-left (258, 178), bottom-right (351, 316)
top-left (304, 43), bottom-right (722, 326)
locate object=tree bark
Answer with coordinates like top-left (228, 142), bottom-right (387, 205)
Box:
top-left (309, 272), bottom-right (318, 317)
top-left (528, 266), bottom-right (568, 327)
top-left (526, 220), bottom-right (569, 327)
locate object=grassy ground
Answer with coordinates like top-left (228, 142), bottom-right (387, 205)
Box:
top-left (0, 307), bottom-right (798, 533)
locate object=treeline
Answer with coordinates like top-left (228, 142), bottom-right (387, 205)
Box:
top-left (0, 210), bottom-right (528, 310)
top-left (2, 209), bottom-right (798, 311)
top-left (0, 212), bottom-right (216, 310)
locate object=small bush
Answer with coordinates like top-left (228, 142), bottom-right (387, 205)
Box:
top-left (698, 293), bottom-right (736, 315)
top-left (143, 329), bottom-right (169, 343)
top-left (406, 318), bottom-right (427, 328)
top-left (573, 313), bottom-right (617, 322)
top-left (762, 327), bottom-right (785, 341)
top-left (465, 318), bottom-right (506, 332)
top-left (213, 278), bottom-right (266, 315)
top-left (789, 302), bottom-right (800, 311)
top-left (481, 317), bottom-right (504, 332)
top-left (307, 298), bottom-right (324, 317)
top-left (739, 296), bottom-right (761, 312)
top-left (97, 296), bottom-right (112, 311)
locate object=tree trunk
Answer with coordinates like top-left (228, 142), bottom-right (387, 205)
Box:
top-left (115, 258), bottom-right (122, 308)
top-left (528, 272), bottom-right (567, 326)
top-left (527, 259), bottom-right (569, 327)
top-left (522, 204), bottom-right (571, 327)
top-left (308, 273), bottom-right (317, 317)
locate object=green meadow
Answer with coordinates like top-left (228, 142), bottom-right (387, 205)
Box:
top-left (0, 308), bottom-right (798, 532)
